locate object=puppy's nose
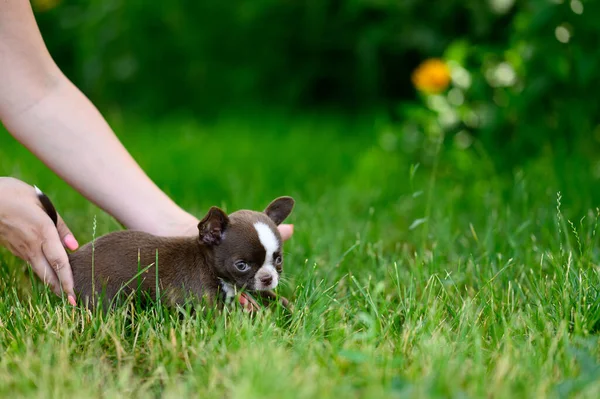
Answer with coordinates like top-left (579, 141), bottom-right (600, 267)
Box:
top-left (260, 275), bottom-right (273, 286)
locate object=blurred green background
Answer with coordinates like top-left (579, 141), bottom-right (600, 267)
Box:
top-left (31, 0), bottom-right (600, 179)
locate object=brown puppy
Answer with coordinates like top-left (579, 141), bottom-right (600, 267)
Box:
top-left (35, 187), bottom-right (294, 311)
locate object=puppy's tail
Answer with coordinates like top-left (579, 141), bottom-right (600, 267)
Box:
top-left (35, 186), bottom-right (58, 227)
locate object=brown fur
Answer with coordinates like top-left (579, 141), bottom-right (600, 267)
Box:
top-left (37, 194), bottom-right (295, 312)
top-left (68, 231), bottom-right (219, 309)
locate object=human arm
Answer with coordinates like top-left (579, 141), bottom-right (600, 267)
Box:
top-left (0, 0), bottom-right (199, 237)
top-left (0, 1), bottom-right (294, 241)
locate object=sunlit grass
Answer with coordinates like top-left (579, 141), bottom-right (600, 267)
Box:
top-left (1, 112), bottom-right (600, 398)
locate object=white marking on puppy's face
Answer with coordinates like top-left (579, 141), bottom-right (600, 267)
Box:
top-left (253, 222), bottom-right (280, 291)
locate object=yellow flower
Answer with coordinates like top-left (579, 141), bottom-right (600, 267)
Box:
top-left (411, 59), bottom-right (451, 94)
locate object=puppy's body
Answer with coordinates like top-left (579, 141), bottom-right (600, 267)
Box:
top-left (35, 186), bottom-right (294, 311)
top-left (69, 231), bottom-right (218, 307)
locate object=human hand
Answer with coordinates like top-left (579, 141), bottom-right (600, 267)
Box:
top-left (238, 291), bottom-right (291, 313)
top-left (0, 177), bottom-right (79, 305)
top-left (278, 224), bottom-right (294, 241)
top-left (239, 292), bottom-right (260, 313)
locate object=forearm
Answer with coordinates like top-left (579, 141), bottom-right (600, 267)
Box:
top-left (0, 1), bottom-right (196, 235)
top-left (1, 76), bottom-right (197, 235)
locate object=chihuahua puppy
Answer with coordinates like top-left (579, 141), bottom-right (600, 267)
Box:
top-left (35, 186), bottom-right (294, 311)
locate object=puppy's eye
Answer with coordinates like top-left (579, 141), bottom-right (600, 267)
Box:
top-left (234, 261), bottom-right (250, 272)
top-left (274, 255), bottom-right (283, 265)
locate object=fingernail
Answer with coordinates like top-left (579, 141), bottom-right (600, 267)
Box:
top-left (64, 234), bottom-right (79, 250)
top-left (68, 295), bottom-right (76, 306)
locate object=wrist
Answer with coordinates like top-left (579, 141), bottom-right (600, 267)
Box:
top-left (132, 207), bottom-right (199, 237)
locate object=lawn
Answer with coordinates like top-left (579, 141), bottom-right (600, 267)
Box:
top-left (1, 110), bottom-right (599, 398)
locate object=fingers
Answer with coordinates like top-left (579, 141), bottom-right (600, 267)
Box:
top-left (279, 296), bottom-right (290, 309)
top-left (28, 254), bottom-right (61, 296)
top-left (56, 213), bottom-right (79, 251)
top-left (278, 224), bottom-right (294, 241)
top-left (41, 225), bottom-right (76, 301)
top-left (255, 290), bottom-right (291, 309)
top-left (0, 178), bottom-right (78, 305)
top-left (239, 292), bottom-right (260, 312)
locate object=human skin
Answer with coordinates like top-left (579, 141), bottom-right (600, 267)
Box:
top-left (0, 1), bottom-right (293, 304)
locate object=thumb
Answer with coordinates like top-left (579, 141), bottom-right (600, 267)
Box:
top-left (278, 224), bottom-right (294, 241)
top-left (56, 213), bottom-right (79, 251)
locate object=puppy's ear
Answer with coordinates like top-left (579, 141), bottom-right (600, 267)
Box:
top-left (198, 207), bottom-right (230, 246)
top-left (264, 196), bottom-right (295, 225)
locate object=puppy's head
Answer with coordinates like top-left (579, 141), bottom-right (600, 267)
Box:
top-left (197, 196), bottom-right (295, 291)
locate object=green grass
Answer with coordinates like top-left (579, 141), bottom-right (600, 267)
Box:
top-left (1, 110), bottom-right (600, 398)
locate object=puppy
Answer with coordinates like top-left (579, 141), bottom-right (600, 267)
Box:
top-left (35, 186), bottom-right (294, 312)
